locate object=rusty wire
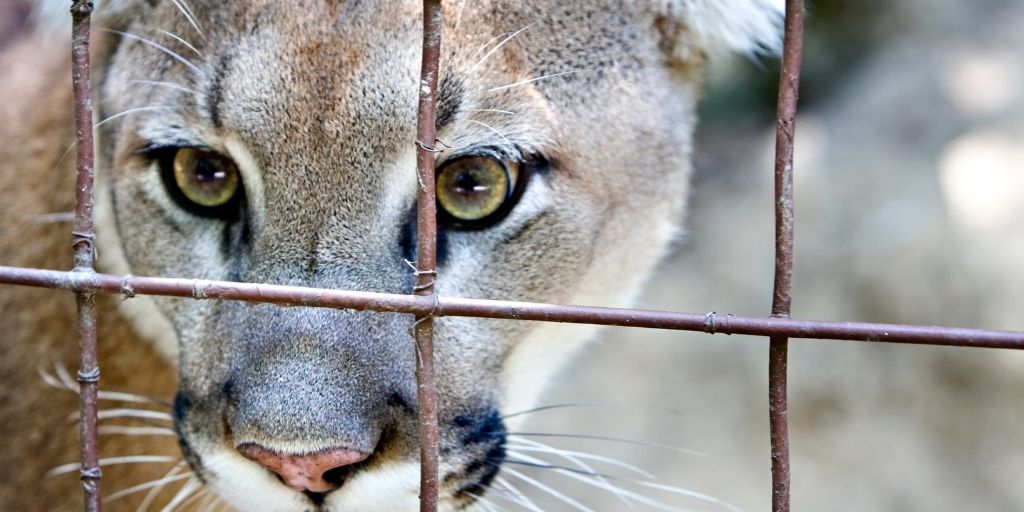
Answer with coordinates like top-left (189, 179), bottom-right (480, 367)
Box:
top-left (0, 1), bottom-right (1022, 511)
top-left (69, 1), bottom-right (101, 510)
top-left (2, 266), bottom-right (1022, 349)
top-left (769, 1), bottom-right (805, 511)
top-left (413, 1), bottom-right (443, 509)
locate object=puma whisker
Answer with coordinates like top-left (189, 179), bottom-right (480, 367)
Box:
top-left (48, 456), bottom-right (181, 478)
top-left (105, 466), bottom-right (193, 504)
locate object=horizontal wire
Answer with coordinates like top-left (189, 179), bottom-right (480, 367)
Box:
top-left (0, 265), bottom-right (1021, 349)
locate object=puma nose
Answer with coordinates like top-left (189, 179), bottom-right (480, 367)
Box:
top-left (238, 444), bottom-right (370, 493)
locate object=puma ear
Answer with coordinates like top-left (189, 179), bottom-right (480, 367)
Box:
top-left (652, 0), bottom-right (786, 62)
top-left (34, 0), bottom-right (152, 32)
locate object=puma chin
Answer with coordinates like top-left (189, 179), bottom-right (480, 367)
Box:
top-left (29, 1), bottom-right (782, 510)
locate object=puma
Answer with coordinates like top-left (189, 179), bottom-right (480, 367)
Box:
top-left (0, 1), bottom-right (782, 510)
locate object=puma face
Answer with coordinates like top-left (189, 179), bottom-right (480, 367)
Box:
top-left (37, 0), bottom-right (782, 509)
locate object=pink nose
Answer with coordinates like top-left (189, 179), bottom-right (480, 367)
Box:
top-left (238, 444), bottom-right (370, 493)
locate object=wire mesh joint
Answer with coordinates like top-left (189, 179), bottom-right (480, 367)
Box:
top-left (703, 312), bottom-right (734, 335)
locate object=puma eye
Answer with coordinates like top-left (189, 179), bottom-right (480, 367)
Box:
top-left (172, 148), bottom-right (240, 207)
top-left (157, 147), bottom-right (243, 217)
top-left (436, 156), bottom-right (522, 227)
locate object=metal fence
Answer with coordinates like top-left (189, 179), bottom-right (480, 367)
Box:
top-left (1, 1), bottom-right (1022, 511)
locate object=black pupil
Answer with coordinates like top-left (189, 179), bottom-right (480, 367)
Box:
top-left (454, 170), bottom-right (486, 195)
top-left (195, 158), bottom-right (224, 183)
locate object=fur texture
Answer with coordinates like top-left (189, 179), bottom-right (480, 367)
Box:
top-left (2, 1), bottom-right (781, 510)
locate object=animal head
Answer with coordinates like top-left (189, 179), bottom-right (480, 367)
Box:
top-left (38, 0), bottom-right (781, 510)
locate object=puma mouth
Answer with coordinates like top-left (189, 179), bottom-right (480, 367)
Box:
top-left (302, 490), bottom-right (327, 509)
top-left (176, 396), bottom-right (508, 510)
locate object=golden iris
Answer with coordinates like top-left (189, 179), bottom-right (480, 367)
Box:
top-left (172, 148), bottom-right (240, 208)
top-left (436, 156), bottom-right (518, 222)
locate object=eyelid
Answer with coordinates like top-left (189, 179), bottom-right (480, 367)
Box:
top-left (137, 141), bottom-right (210, 158)
top-left (438, 146), bottom-right (518, 167)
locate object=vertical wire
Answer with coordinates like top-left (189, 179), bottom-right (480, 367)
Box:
top-left (769, 1), bottom-right (805, 511)
top-left (70, 1), bottom-right (102, 511)
top-left (413, 1), bottom-right (443, 510)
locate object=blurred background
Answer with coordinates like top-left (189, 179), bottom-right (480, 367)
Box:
top-left (525, 1), bottom-right (1024, 511)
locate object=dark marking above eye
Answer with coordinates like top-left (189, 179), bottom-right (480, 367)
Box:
top-left (208, 53), bottom-right (232, 128)
top-left (436, 74), bottom-right (464, 129)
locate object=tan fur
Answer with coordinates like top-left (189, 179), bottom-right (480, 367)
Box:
top-left (1, 2), bottom-right (780, 510)
top-left (0, 31), bottom-right (177, 510)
